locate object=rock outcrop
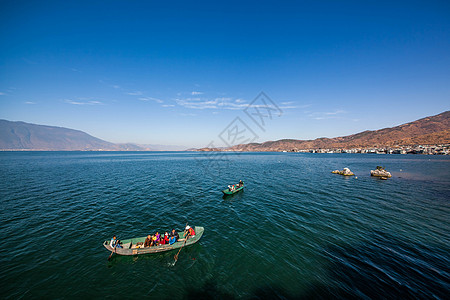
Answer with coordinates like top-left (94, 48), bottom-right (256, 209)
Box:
top-left (370, 166), bottom-right (392, 178)
top-left (332, 167), bottom-right (355, 176)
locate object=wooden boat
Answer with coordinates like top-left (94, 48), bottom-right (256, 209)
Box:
top-left (103, 226), bottom-right (204, 256)
top-left (222, 182), bottom-right (244, 195)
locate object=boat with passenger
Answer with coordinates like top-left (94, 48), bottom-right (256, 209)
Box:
top-left (103, 226), bottom-right (204, 256)
top-left (222, 180), bottom-right (244, 195)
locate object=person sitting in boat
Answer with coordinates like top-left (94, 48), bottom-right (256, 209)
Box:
top-left (184, 225), bottom-right (196, 240)
top-left (169, 229), bottom-right (179, 244)
top-left (155, 231), bottom-right (161, 242)
top-left (152, 234), bottom-right (159, 246)
top-left (110, 235), bottom-right (122, 249)
top-left (238, 180), bottom-right (243, 187)
top-left (163, 232), bottom-right (170, 244)
top-left (144, 235), bottom-right (152, 247)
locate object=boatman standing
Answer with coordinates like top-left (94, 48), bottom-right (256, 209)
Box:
top-left (184, 225), bottom-right (196, 240)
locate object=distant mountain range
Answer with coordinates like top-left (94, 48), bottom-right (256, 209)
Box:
top-left (1, 111), bottom-right (448, 151)
top-left (200, 111), bottom-right (450, 152)
top-left (0, 120), bottom-right (185, 151)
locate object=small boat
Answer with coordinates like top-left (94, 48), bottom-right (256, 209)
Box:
top-left (222, 182), bottom-right (244, 195)
top-left (103, 226), bottom-right (204, 256)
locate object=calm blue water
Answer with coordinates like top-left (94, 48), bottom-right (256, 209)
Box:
top-left (1, 151), bottom-right (449, 299)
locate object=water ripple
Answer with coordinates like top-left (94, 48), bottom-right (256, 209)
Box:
top-left (0, 152), bottom-right (449, 298)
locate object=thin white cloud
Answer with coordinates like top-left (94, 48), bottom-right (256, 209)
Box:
top-left (0, 92), bottom-right (5, 95)
top-left (278, 102), bottom-right (311, 109)
top-left (126, 91), bottom-right (143, 96)
top-left (325, 109), bottom-right (346, 115)
top-left (191, 91), bottom-right (203, 95)
top-left (176, 98), bottom-right (218, 109)
top-left (175, 96), bottom-right (293, 111)
top-left (179, 113), bottom-right (197, 116)
top-left (217, 100), bottom-right (248, 110)
top-left (309, 109), bottom-right (346, 120)
top-left (112, 85), bottom-right (120, 89)
top-left (64, 99), bottom-right (104, 105)
top-left (25, 101), bottom-right (36, 104)
top-left (139, 97), bottom-right (164, 103)
top-left (162, 104), bottom-right (175, 107)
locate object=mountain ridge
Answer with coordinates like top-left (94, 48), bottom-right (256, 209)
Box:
top-left (222, 111), bottom-right (450, 152)
top-left (1, 111), bottom-right (448, 151)
top-left (0, 120), bottom-right (184, 151)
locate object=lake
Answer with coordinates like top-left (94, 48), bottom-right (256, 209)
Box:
top-left (1, 151), bottom-right (449, 298)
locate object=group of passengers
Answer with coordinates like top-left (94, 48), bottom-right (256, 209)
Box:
top-left (144, 226), bottom-right (196, 247)
top-left (110, 225), bottom-right (196, 249)
top-left (228, 180), bottom-right (243, 192)
top-left (144, 229), bottom-right (178, 247)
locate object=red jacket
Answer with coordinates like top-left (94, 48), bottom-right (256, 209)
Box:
top-left (188, 227), bottom-right (195, 236)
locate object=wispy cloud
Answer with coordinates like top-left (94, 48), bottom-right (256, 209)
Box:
top-left (0, 92), bottom-right (5, 95)
top-left (176, 98), bottom-right (218, 109)
top-left (138, 97), bottom-right (164, 103)
top-left (64, 99), bottom-right (104, 105)
top-left (191, 91), bottom-right (203, 95)
top-left (325, 109), bottom-right (345, 115)
top-left (126, 91), bottom-right (143, 96)
top-left (308, 109), bottom-right (346, 120)
top-left (278, 102), bottom-right (312, 109)
top-left (112, 85), bottom-right (120, 89)
top-left (175, 96), bottom-right (292, 111)
top-left (217, 98), bottom-right (249, 110)
top-left (179, 113), bottom-right (197, 117)
top-left (162, 104), bottom-right (175, 107)
top-left (25, 101), bottom-right (36, 104)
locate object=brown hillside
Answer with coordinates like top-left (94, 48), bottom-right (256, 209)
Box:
top-left (225, 111), bottom-right (450, 151)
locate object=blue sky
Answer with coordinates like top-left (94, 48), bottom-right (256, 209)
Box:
top-left (1, 0), bottom-right (449, 148)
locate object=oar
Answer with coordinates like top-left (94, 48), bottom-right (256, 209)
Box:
top-left (108, 241), bottom-right (117, 261)
top-left (108, 249), bottom-right (115, 261)
top-left (173, 233), bottom-right (187, 264)
top-left (173, 225), bottom-right (188, 265)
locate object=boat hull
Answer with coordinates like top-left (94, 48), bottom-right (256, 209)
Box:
top-left (222, 184), bottom-right (244, 195)
top-left (103, 226), bottom-right (204, 256)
